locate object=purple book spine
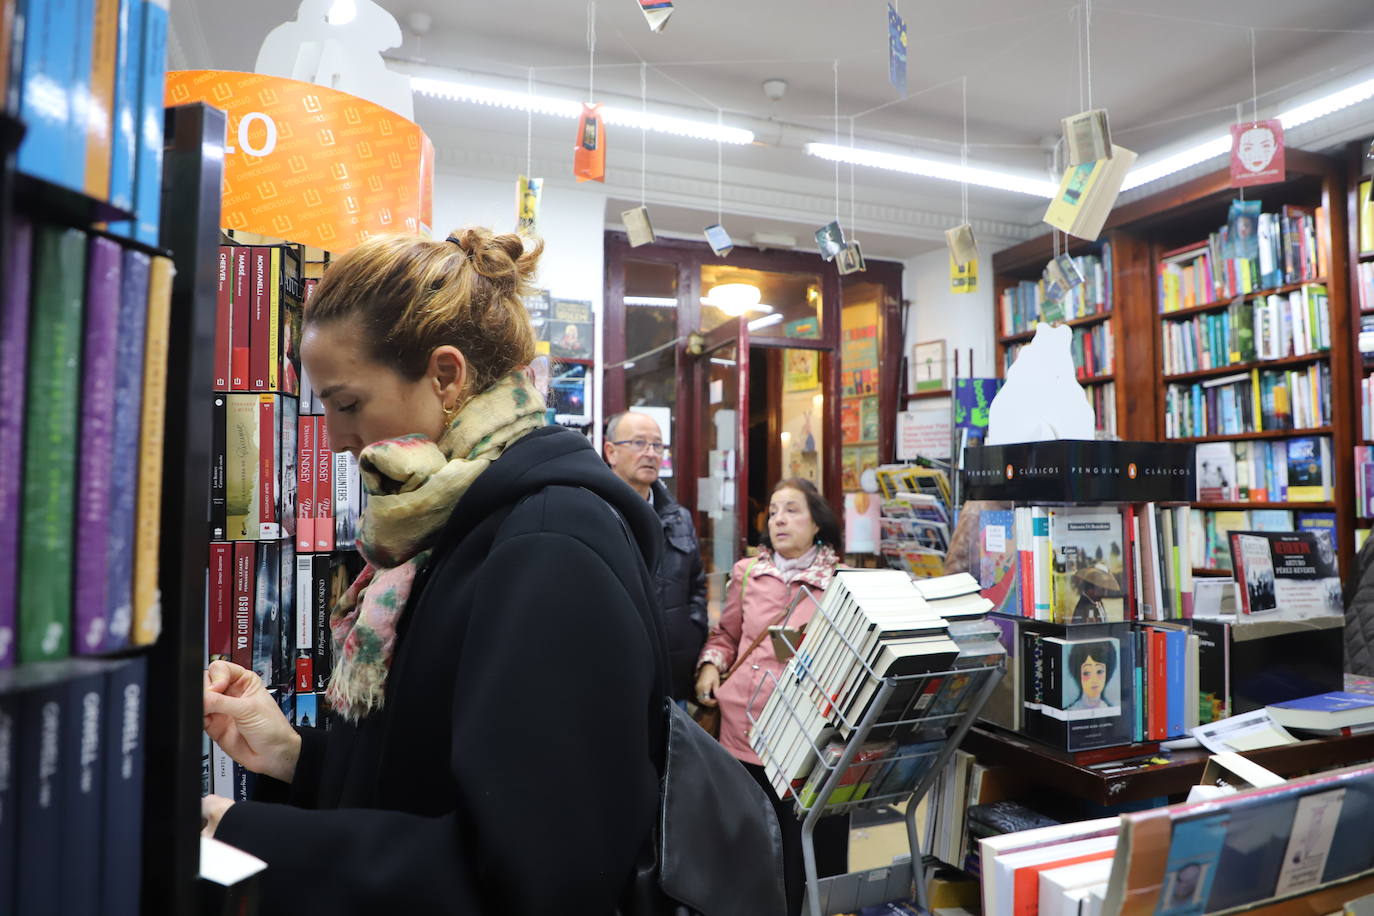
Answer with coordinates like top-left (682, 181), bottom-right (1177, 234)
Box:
top-left (73, 237), bottom-right (124, 655)
top-left (0, 217), bottom-right (33, 668)
top-left (103, 249), bottom-right (151, 652)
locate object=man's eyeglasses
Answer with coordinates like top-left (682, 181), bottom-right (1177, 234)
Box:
top-left (611, 438), bottom-right (666, 454)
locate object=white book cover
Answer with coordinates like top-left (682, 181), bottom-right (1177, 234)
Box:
top-left (1038, 858), bottom-right (1114, 916)
top-left (994, 836), bottom-right (1119, 916)
top-left (979, 818), bottom-right (1120, 916)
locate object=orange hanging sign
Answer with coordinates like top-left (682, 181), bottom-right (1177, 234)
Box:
top-left (165, 70), bottom-right (434, 253)
top-left (574, 103), bottom-right (607, 183)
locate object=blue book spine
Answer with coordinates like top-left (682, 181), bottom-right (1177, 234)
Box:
top-left (58, 670), bottom-right (106, 915)
top-left (67, 0), bottom-right (96, 192)
top-left (102, 250), bottom-right (151, 653)
top-left (16, 681), bottom-right (64, 913)
top-left (1167, 628), bottom-right (1186, 737)
top-left (131, 0), bottom-right (167, 247)
top-left (107, 0), bottom-right (142, 213)
top-left (74, 236), bottom-right (123, 655)
top-left (1134, 631), bottom-right (1145, 744)
top-left (101, 657), bottom-right (145, 916)
top-left (0, 694), bottom-right (16, 915)
top-left (15, 0), bottom-right (77, 186)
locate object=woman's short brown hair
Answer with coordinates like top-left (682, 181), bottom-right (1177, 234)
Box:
top-left (304, 227), bottom-right (542, 396)
top-left (760, 477), bottom-right (844, 554)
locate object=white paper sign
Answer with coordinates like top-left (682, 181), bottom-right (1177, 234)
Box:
top-left (1192, 709), bottom-right (1298, 755)
top-left (1274, 789), bottom-right (1346, 897)
top-left (983, 525), bottom-right (1007, 554)
top-left (896, 408), bottom-right (950, 461)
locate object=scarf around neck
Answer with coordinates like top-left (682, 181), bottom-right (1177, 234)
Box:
top-left (325, 370), bottom-right (547, 722)
top-left (754, 544), bottom-right (838, 592)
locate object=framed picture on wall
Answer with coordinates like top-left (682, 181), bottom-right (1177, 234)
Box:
top-left (911, 340), bottom-right (948, 393)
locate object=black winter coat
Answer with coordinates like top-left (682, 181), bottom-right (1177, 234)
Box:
top-left (650, 481), bottom-right (708, 700)
top-left (216, 426), bottom-right (669, 915)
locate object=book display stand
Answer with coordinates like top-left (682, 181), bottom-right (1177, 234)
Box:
top-left (747, 585), bottom-right (1004, 916)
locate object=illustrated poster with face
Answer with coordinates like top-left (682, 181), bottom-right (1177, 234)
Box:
top-left (1230, 119), bottom-right (1285, 188)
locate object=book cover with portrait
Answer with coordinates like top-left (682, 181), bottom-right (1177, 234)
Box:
top-left (1022, 628), bottom-right (1134, 750)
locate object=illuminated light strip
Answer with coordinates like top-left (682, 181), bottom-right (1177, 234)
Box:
top-left (410, 76), bottom-right (755, 144)
top-left (805, 142), bottom-right (1057, 198)
top-left (623, 296), bottom-right (679, 307)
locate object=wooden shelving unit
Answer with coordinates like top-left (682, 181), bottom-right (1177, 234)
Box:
top-left (1157, 278), bottom-right (1329, 320)
top-left (1169, 425), bottom-right (1334, 444)
top-left (903, 388), bottom-right (951, 401)
top-left (1162, 352), bottom-right (1329, 384)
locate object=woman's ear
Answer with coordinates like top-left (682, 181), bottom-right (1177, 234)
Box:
top-left (428, 345), bottom-right (468, 406)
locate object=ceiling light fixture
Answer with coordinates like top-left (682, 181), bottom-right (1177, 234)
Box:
top-left (806, 142), bottom-right (1057, 198)
top-left (702, 282), bottom-right (771, 317)
top-left (747, 313), bottom-right (784, 331)
top-left (409, 76), bottom-right (754, 144)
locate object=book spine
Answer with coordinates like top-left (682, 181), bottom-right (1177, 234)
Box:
top-left (295, 554), bottom-right (314, 692)
top-left (19, 226), bottom-right (86, 663)
top-left (16, 682), bottom-right (65, 912)
top-left (106, 0), bottom-right (141, 212)
top-left (297, 414), bottom-right (315, 552)
top-left (312, 554), bottom-right (330, 692)
top-left (58, 670), bottom-right (105, 914)
top-left (316, 417), bottom-right (334, 552)
top-left (66, 0), bottom-right (95, 190)
top-left (209, 395), bottom-right (227, 540)
top-left (231, 247), bottom-right (249, 390)
top-left (83, 0), bottom-right (119, 199)
top-left (104, 247), bottom-right (150, 652)
top-left (232, 541), bottom-right (254, 669)
top-left (0, 216), bottom-right (32, 668)
top-left (252, 541), bottom-right (279, 686)
top-left (1150, 630), bottom-right (1167, 741)
top-left (208, 542), bottom-right (232, 660)
top-left (0, 694), bottom-right (15, 908)
top-left (277, 541), bottom-right (295, 690)
top-left (132, 256), bottom-right (173, 645)
top-left (213, 246), bottom-right (231, 390)
top-left (268, 247), bottom-right (281, 391)
top-left (130, 0), bottom-right (166, 246)
top-left (1166, 629), bottom-right (1186, 738)
top-left (100, 656), bottom-right (146, 916)
top-left (258, 394), bottom-right (278, 540)
top-left (16, 0), bottom-right (74, 187)
top-left (335, 451), bottom-right (356, 550)
top-left (74, 235), bottom-right (123, 655)
top-left (250, 247), bottom-right (269, 391)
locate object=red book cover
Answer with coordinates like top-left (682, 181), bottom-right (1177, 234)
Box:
top-left (296, 656), bottom-right (313, 693)
top-left (214, 247), bottom-right (231, 391)
top-left (297, 415), bottom-right (315, 552)
top-left (258, 395), bottom-right (277, 540)
top-left (250, 247), bottom-right (270, 391)
top-left (1012, 849), bottom-right (1115, 916)
top-left (208, 542), bottom-right (233, 660)
top-left (231, 248), bottom-right (250, 390)
top-left (1150, 629), bottom-right (1168, 741)
top-left (232, 541), bottom-right (254, 669)
top-left (316, 417), bottom-right (335, 552)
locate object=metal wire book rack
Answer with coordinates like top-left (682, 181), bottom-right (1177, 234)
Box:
top-left (747, 586), bottom-right (1004, 916)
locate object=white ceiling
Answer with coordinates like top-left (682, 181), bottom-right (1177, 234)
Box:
top-left (173, 0), bottom-right (1374, 259)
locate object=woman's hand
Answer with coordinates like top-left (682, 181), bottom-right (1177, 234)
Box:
top-left (204, 660), bottom-right (302, 784)
top-left (695, 664), bottom-right (721, 707)
top-left (202, 794), bottom-right (234, 838)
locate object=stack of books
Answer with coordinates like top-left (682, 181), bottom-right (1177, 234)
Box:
top-left (999, 246), bottom-right (1112, 337)
top-left (875, 466), bottom-right (953, 578)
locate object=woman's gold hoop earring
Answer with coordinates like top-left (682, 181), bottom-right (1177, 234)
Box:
top-left (442, 401), bottom-right (459, 424)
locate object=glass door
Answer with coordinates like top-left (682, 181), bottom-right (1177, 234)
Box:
top-left (693, 318), bottom-right (749, 624)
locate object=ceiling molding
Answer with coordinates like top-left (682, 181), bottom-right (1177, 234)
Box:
top-left (430, 144), bottom-right (1037, 248)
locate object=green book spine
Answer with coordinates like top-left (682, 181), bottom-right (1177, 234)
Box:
top-left (19, 227), bottom-right (87, 662)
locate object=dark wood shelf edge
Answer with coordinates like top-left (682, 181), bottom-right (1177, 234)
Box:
top-left (904, 389), bottom-right (951, 401)
top-left (1163, 352), bottom-right (1330, 384)
top-left (1167, 427), bottom-right (1334, 444)
top-left (1192, 567), bottom-right (1232, 577)
top-left (1158, 278), bottom-right (1331, 321)
top-left (999, 311), bottom-right (1113, 345)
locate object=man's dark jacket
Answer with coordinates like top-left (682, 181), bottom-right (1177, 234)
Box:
top-left (216, 426), bottom-right (668, 915)
top-left (650, 480), bottom-right (709, 700)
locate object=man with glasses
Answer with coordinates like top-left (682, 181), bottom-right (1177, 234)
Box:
top-left (604, 412), bottom-right (707, 703)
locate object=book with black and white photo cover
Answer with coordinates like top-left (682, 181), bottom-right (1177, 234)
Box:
top-left (1049, 508), bottom-right (1126, 625)
top-left (1228, 530), bottom-right (1341, 618)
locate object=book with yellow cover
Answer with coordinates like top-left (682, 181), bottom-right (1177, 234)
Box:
top-left (132, 255), bottom-right (173, 645)
top-left (1044, 146), bottom-right (1138, 242)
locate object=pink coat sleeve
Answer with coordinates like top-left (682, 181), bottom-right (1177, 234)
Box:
top-left (697, 558), bottom-right (748, 675)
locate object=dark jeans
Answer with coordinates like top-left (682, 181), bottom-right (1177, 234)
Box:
top-left (744, 762), bottom-right (849, 916)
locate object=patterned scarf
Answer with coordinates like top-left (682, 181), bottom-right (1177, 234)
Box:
top-left (753, 544), bottom-right (839, 592)
top-left (325, 370), bottom-right (547, 722)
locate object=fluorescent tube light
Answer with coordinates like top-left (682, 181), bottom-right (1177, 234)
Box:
top-left (410, 76), bottom-right (754, 144)
top-left (1278, 76), bottom-right (1374, 129)
top-left (747, 313), bottom-right (784, 331)
top-left (624, 296), bottom-right (679, 308)
top-left (806, 142), bottom-right (1057, 198)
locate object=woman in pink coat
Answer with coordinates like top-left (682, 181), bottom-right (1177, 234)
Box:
top-left (695, 477), bottom-right (845, 916)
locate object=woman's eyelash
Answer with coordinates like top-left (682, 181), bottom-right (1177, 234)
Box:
top-left (338, 402), bottom-right (359, 414)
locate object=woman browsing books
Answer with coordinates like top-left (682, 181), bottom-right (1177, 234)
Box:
top-left (200, 229), bottom-right (670, 915)
top-left (694, 478), bottom-right (845, 916)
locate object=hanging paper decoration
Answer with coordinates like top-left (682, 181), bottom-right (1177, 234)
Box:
top-left (815, 221), bottom-right (845, 261)
top-left (887, 4), bottom-right (907, 96)
top-left (837, 241), bottom-right (866, 276)
top-left (704, 224), bottom-right (734, 257)
top-left (1043, 253), bottom-right (1085, 303)
top-left (516, 175), bottom-right (543, 235)
top-left (1230, 119), bottom-right (1285, 188)
top-left (622, 206), bottom-right (656, 247)
top-left (638, 0), bottom-right (673, 32)
top-left (574, 104), bottom-right (607, 183)
top-left (950, 254), bottom-right (978, 294)
top-left (944, 223), bottom-right (978, 268)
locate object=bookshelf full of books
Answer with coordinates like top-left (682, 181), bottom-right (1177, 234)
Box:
top-left (1348, 142), bottom-right (1374, 544)
top-left (995, 242), bottom-right (1120, 437)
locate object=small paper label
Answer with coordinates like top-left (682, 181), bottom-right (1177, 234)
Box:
top-left (983, 525), bottom-right (1007, 554)
top-left (1274, 788), bottom-right (1345, 897)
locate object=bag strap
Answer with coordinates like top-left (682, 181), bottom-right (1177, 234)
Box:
top-left (722, 556), bottom-right (773, 682)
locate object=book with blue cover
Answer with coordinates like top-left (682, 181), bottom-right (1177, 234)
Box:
top-left (1268, 692), bottom-right (1374, 731)
top-left (1156, 813), bottom-right (1229, 916)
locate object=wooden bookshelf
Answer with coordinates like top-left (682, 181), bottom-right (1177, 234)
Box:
top-left (1157, 278), bottom-right (1330, 321)
top-left (1190, 500), bottom-right (1337, 511)
top-left (993, 150), bottom-right (1355, 577)
top-left (998, 310), bottom-right (1112, 345)
top-left (903, 388), bottom-right (951, 401)
top-left (1162, 351), bottom-right (1329, 384)
top-left (1079, 374), bottom-right (1115, 386)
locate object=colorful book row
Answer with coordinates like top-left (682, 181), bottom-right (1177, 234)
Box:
top-left (11, 0), bottom-right (168, 245)
top-left (1194, 435), bottom-right (1334, 504)
top-left (1164, 363), bottom-right (1332, 439)
top-left (1160, 284), bottom-right (1330, 375)
top-left (0, 220), bottom-right (171, 666)
top-left (212, 244), bottom-right (304, 395)
top-left (998, 246), bottom-right (1112, 337)
top-left (1191, 507), bottom-right (1337, 571)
